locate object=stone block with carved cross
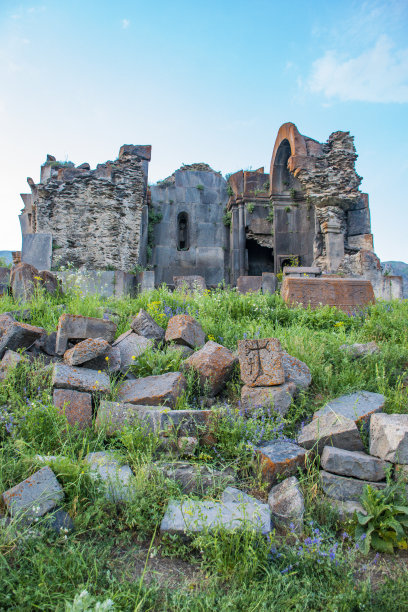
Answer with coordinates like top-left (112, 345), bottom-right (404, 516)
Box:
top-left (238, 338), bottom-right (285, 387)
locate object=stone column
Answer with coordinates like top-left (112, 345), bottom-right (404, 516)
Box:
top-left (238, 202), bottom-right (246, 276)
top-left (317, 207), bottom-right (345, 273)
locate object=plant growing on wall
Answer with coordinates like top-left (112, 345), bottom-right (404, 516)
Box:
top-left (222, 209), bottom-right (232, 226)
top-left (246, 202), bottom-right (255, 214)
top-left (196, 184), bottom-right (204, 191)
top-left (227, 184), bottom-right (234, 197)
top-left (147, 208), bottom-right (163, 262)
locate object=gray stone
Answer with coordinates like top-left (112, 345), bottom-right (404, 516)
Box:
top-left (241, 382), bottom-right (297, 415)
top-left (56, 270), bottom-right (137, 299)
top-left (137, 270), bottom-right (155, 292)
top-left (165, 315), bottom-right (206, 349)
top-left (314, 391), bottom-right (385, 424)
top-left (177, 436), bottom-right (199, 456)
top-left (0, 267), bottom-right (10, 296)
top-left (0, 314), bottom-right (45, 358)
top-left (130, 309), bottom-right (165, 342)
top-left (55, 313), bottom-right (117, 355)
top-left (281, 351), bottom-right (312, 390)
top-left (42, 509), bottom-right (75, 534)
top-left (221, 486), bottom-right (264, 506)
top-left (283, 266), bottom-right (321, 277)
top-left (160, 499), bottom-right (271, 535)
top-left (320, 470), bottom-right (386, 502)
top-left (52, 363), bottom-right (110, 394)
top-left (112, 331), bottom-right (152, 372)
top-left (255, 439), bottom-right (307, 485)
top-left (117, 372), bottom-right (187, 408)
top-left (0, 349), bottom-right (24, 380)
top-left (268, 476), bottom-right (304, 533)
top-left (173, 275), bottom-right (206, 293)
top-left (321, 446), bottom-right (390, 481)
top-left (84, 451), bottom-right (134, 503)
top-left (159, 462), bottom-right (235, 495)
top-left (2, 466), bottom-right (64, 523)
top-left (325, 498), bottom-right (366, 520)
top-left (63, 337), bottom-right (110, 366)
top-left (168, 344), bottom-right (194, 358)
top-left (298, 412), bottom-right (364, 454)
top-left (370, 413), bottom-right (408, 464)
top-left (339, 342), bottom-right (380, 359)
top-left (95, 401), bottom-right (162, 435)
top-left (85, 344), bottom-right (121, 373)
top-left (41, 331), bottom-right (57, 356)
top-left (262, 273), bottom-right (278, 294)
top-left (21, 233), bottom-right (52, 271)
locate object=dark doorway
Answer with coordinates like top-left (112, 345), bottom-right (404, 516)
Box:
top-left (246, 239), bottom-right (274, 276)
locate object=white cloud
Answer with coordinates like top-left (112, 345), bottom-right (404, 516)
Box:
top-left (121, 19), bottom-right (130, 29)
top-left (308, 35), bottom-right (408, 103)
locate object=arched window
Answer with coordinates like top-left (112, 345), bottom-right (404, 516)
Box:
top-left (177, 212), bottom-right (189, 251)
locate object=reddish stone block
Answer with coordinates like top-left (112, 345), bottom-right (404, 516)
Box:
top-left (53, 388), bottom-right (93, 429)
top-left (63, 337), bottom-right (110, 366)
top-left (165, 315), bottom-right (205, 349)
top-left (184, 341), bottom-right (237, 395)
top-left (237, 276), bottom-right (262, 294)
top-left (117, 372), bottom-right (187, 408)
top-left (255, 440), bottom-right (307, 486)
top-left (281, 277), bottom-right (375, 313)
top-left (55, 313), bottom-right (117, 355)
top-left (238, 338), bottom-right (284, 387)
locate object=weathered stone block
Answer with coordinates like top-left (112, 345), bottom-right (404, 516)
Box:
top-left (165, 315), bottom-right (205, 349)
top-left (53, 389), bottom-right (93, 429)
top-left (281, 351), bottom-right (312, 390)
top-left (55, 314), bottom-right (117, 355)
top-left (130, 309), bottom-right (165, 342)
top-left (112, 331), bottom-right (152, 372)
top-left (241, 382), bottom-right (296, 415)
top-left (52, 363), bottom-right (110, 394)
top-left (2, 466), bottom-right (64, 522)
top-left (370, 413), bottom-right (408, 464)
top-left (221, 487), bottom-right (264, 506)
top-left (177, 436), bottom-right (198, 456)
top-left (321, 446), bottom-right (390, 482)
top-left (326, 498), bottom-right (366, 520)
top-left (117, 372), bottom-right (187, 408)
top-left (84, 451), bottom-right (134, 503)
top-left (95, 401), bottom-right (162, 435)
top-left (159, 462), bottom-right (235, 495)
top-left (0, 267), bottom-right (10, 296)
top-left (0, 349), bottom-right (24, 380)
top-left (173, 275), bottom-right (206, 293)
top-left (10, 262), bottom-right (39, 301)
top-left (38, 270), bottom-right (60, 295)
top-left (268, 476), bottom-right (304, 533)
top-left (320, 470), bottom-right (386, 502)
top-left (298, 412), bottom-right (364, 453)
top-left (313, 391), bottom-right (385, 424)
top-left (237, 276), bottom-right (262, 294)
top-left (160, 499), bottom-right (271, 535)
top-left (85, 344), bottom-right (121, 373)
top-left (281, 277), bottom-right (375, 313)
top-left (184, 341), bottom-right (237, 395)
top-left (283, 267), bottom-right (321, 277)
top-left (238, 338), bottom-right (285, 387)
top-left (0, 314), bottom-right (45, 358)
top-left (339, 342), bottom-right (379, 359)
top-left (63, 337), bottom-right (110, 366)
top-left (21, 233), bottom-right (53, 272)
top-left (255, 439), bottom-right (307, 485)
top-left (168, 344), bottom-right (194, 358)
top-left (261, 273), bottom-right (278, 294)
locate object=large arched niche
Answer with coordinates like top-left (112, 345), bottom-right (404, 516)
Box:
top-left (269, 123), bottom-right (308, 196)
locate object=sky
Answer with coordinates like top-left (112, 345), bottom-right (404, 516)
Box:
top-left (0, 0), bottom-right (407, 261)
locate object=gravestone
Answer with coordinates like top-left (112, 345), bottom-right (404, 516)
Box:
top-left (237, 276), bottom-right (262, 294)
top-left (173, 275), bottom-right (206, 293)
top-left (21, 233), bottom-right (52, 271)
top-left (281, 277), bottom-right (375, 313)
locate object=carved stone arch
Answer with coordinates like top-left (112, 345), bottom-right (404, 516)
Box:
top-left (269, 122), bottom-right (308, 196)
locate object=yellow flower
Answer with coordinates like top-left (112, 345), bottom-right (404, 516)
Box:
top-left (131, 355), bottom-right (136, 360)
top-left (208, 335), bottom-right (215, 341)
top-left (34, 276), bottom-right (43, 281)
top-left (98, 370), bottom-right (102, 374)
top-left (105, 356), bottom-right (109, 361)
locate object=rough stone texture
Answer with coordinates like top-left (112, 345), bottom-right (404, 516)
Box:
top-left (298, 412), bottom-right (364, 453)
top-left (268, 476), bottom-right (304, 533)
top-left (238, 338), bottom-right (285, 387)
top-left (237, 276), bottom-right (262, 294)
top-left (0, 313), bottom-right (45, 358)
top-left (184, 341), bottom-right (237, 395)
top-left (221, 487), bottom-right (264, 506)
top-left (95, 401), bottom-right (161, 434)
top-left (52, 363), bottom-right (110, 394)
top-left (0, 267), bottom-right (10, 296)
top-left (173, 275), bottom-right (206, 293)
top-left (84, 451), bottom-right (134, 503)
top-left (281, 277), bottom-right (375, 313)
top-left (63, 337), bottom-right (110, 366)
top-left (42, 509), bottom-right (75, 534)
top-left (241, 382), bottom-right (297, 415)
top-left (339, 342), bottom-right (380, 359)
top-left (21, 233), bottom-right (52, 271)
top-left (370, 413), bottom-right (408, 464)
top-left (0, 349), bottom-right (24, 380)
top-left (159, 462), bottom-right (235, 495)
top-left (112, 331), bottom-right (152, 372)
top-left (55, 314), bottom-right (117, 355)
top-left (326, 498), bottom-right (366, 520)
top-left (2, 466), bottom-right (64, 522)
top-left (177, 436), bottom-right (198, 456)
top-left (281, 352), bottom-right (312, 390)
top-left (283, 267), bottom-right (321, 277)
top-left (165, 315), bottom-right (206, 349)
top-left (53, 389), bottom-right (93, 429)
top-left (160, 499), bottom-right (271, 535)
top-left (394, 464), bottom-right (408, 483)
top-left (168, 344), bottom-right (194, 358)
top-left (85, 344), bottom-right (121, 373)
top-left (320, 470), bottom-right (387, 502)
top-left (313, 391), bottom-right (385, 424)
top-left (321, 446), bottom-right (390, 482)
top-left (261, 273), bottom-right (278, 294)
top-left (39, 270), bottom-right (60, 295)
top-left (130, 309), bottom-right (165, 342)
top-left (255, 440), bottom-right (307, 485)
top-left (117, 372), bottom-right (187, 408)
top-left (10, 262), bottom-right (39, 301)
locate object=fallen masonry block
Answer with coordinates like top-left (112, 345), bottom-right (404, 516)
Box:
top-left (52, 363), bottom-right (110, 394)
top-left (339, 342), bottom-right (380, 359)
top-left (55, 313), bottom-right (117, 355)
top-left (42, 508), bottom-right (75, 534)
top-left (2, 466), bottom-right (64, 523)
top-left (53, 389), bottom-right (93, 429)
top-left (320, 470), bottom-right (386, 502)
top-left (236, 276), bottom-right (262, 295)
top-left (112, 331), bottom-right (152, 372)
top-left (84, 451), bottom-right (134, 503)
top-left (255, 440), bottom-right (307, 485)
top-left (298, 412), bottom-right (365, 454)
top-left (160, 499), bottom-right (271, 535)
top-left (177, 436), bottom-right (198, 456)
top-left (165, 315), bottom-right (206, 349)
top-left (313, 391), bottom-right (385, 424)
top-left (281, 277), bottom-right (375, 313)
top-left (159, 409), bottom-right (212, 437)
top-left (221, 487), bottom-right (264, 506)
top-left (85, 344), bottom-right (121, 373)
top-left (370, 413), bottom-right (408, 464)
top-left (281, 352), bottom-right (312, 390)
top-left (158, 462), bottom-right (235, 495)
top-left (130, 309), bottom-right (165, 342)
top-left (321, 446), bottom-right (390, 482)
top-left (241, 382), bottom-right (296, 415)
top-left (168, 344), bottom-right (194, 358)
top-left (0, 349), bottom-right (24, 380)
top-left (325, 498), bottom-right (366, 520)
top-left (184, 341), bottom-right (237, 395)
top-left (238, 338), bottom-right (285, 387)
top-left (117, 372), bottom-right (187, 408)
top-left (63, 337), bottom-right (110, 366)
top-left (0, 314), bottom-right (45, 358)
top-left (268, 476), bottom-right (304, 534)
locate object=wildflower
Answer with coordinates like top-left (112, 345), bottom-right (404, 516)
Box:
top-left (105, 356), bottom-right (109, 361)
top-left (131, 355), bottom-right (136, 360)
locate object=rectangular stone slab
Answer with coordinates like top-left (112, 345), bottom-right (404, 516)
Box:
top-left (55, 313), bottom-right (117, 355)
top-left (320, 470), bottom-right (387, 502)
top-left (53, 388), bottom-right (93, 429)
top-left (321, 446), bottom-right (390, 482)
top-left (255, 439), bottom-right (307, 485)
top-left (117, 372), bottom-right (187, 408)
top-left (21, 233), bottom-right (52, 271)
top-left (298, 412), bottom-right (365, 454)
top-left (281, 277), bottom-right (375, 313)
top-left (0, 315), bottom-right (45, 358)
top-left (313, 391), bottom-right (385, 424)
top-left (238, 338), bottom-right (284, 387)
top-left (52, 363), bottom-right (110, 394)
top-left (84, 451), bottom-right (134, 502)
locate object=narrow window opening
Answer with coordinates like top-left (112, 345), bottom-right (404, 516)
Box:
top-left (177, 212), bottom-right (189, 251)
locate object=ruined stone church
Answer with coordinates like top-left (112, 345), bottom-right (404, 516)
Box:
top-left (18, 122), bottom-right (401, 298)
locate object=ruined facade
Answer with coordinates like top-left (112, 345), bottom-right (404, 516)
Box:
top-left (18, 123), bottom-right (400, 297)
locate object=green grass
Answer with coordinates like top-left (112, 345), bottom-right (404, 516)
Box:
top-left (1, 285), bottom-right (408, 609)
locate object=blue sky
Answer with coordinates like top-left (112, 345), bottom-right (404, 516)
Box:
top-left (0, 0), bottom-right (407, 261)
